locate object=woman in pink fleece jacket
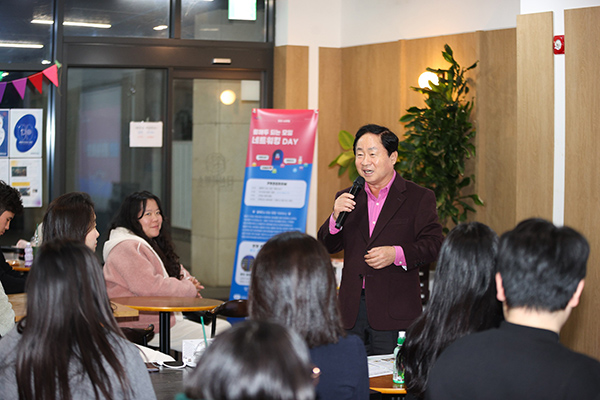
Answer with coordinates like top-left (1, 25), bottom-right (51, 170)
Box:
top-left (103, 191), bottom-right (228, 352)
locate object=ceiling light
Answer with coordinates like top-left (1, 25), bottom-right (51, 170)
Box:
top-left (64, 21), bottom-right (111, 29)
top-left (41, 60), bottom-right (51, 65)
top-left (31, 19), bottom-right (54, 25)
top-left (0, 42), bottom-right (44, 49)
top-left (153, 25), bottom-right (168, 31)
top-left (31, 19), bottom-right (111, 29)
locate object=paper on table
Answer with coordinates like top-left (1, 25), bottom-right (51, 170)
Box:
top-left (367, 354), bottom-right (396, 377)
top-left (135, 344), bottom-right (175, 363)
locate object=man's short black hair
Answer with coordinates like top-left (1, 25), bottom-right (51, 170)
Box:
top-left (0, 180), bottom-right (23, 216)
top-left (497, 218), bottom-right (588, 312)
top-left (353, 124), bottom-right (399, 156)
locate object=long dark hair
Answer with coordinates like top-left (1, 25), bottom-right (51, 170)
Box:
top-left (15, 240), bottom-right (131, 400)
top-left (110, 191), bottom-right (181, 278)
top-left (185, 320), bottom-right (315, 400)
top-left (403, 222), bottom-right (502, 398)
top-left (248, 231), bottom-right (345, 348)
top-left (42, 192), bottom-right (95, 244)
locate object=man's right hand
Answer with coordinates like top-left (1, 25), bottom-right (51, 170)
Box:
top-left (333, 193), bottom-right (356, 220)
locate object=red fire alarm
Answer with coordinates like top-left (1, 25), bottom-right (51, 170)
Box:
top-left (553, 35), bottom-right (565, 55)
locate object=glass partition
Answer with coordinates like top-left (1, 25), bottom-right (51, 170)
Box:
top-left (182, 0), bottom-right (266, 42)
top-left (0, 0), bottom-right (53, 64)
top-left (64, 0), bottom-right (170, 38)
top-left (66, 68), bottom-right (166, 251)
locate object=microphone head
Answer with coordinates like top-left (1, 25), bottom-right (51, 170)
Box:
top-left (354, 176), bottom-right (365, 188)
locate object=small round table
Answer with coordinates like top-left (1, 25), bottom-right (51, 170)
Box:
top-left (111, 296), bottom-right (223, 355)
top-left (369, 374), bottom-right (407, 395)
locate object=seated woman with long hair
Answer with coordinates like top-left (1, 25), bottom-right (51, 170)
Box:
top-left (0, 240), bottom-right (156, 400)
top-left (182, 320), bottom-right (316, 400)
top-left (42, 192), bottom-right (99, 250)
top-left (402, 221), bottom-right (502, 399)
top-left (103, 190), bottom-right (228, 352)
top-left (249, 231), bottom-right (369, 400)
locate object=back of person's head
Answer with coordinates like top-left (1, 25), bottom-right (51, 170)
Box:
top-left (248, 231), bottom-right (344, 348)
top-left (404, 222), bottom-right (500, 399)
top-left (428, 221), bottom-right (500, 327)
top-left (353, 124), bottom-right (399, 156)
top-left (16, 240), bottom-right (129, 400)
top-left (497, 218), bottom-right (589, 312)
top-left (42, 192), bottom-right (95, 244)
top-left (185, 320), bottom-right (316, 400)
top-left (0, 180), bottom-right (23, 215)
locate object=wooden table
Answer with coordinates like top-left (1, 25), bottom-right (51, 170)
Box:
top-left (111, 296), bottom-right (222, 355)
top-left (369, 374), bottom-right (407, 395)
top-left (7, 293), bottom-right (139, 322)
top-left (8, 259), bottom-right (30, 272)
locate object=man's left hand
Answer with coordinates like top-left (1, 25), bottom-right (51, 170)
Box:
top-left (364, 246), bottom-right (396, 269)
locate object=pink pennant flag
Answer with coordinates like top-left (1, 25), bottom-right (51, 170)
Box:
top-left (0, 82), bottom-right (6, 103)
top-left (29, 72), bottom-right (44, 93)
top-left (43, 64), bottom-right (59, 87)
top-left (12, 78), bottom-right (28, 99)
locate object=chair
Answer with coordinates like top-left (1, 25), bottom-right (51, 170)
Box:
top-left (121, 324), bottom-right (155, 346)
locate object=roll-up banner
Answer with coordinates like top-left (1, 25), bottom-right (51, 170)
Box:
top-left (229, 109), bottom-right (319, 300)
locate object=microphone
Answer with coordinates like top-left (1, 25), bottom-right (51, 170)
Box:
top-left (335, 176), bottom-right (365, 229)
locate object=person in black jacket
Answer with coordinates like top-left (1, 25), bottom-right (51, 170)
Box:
top-left (0, 181), bottom-right (25, 294)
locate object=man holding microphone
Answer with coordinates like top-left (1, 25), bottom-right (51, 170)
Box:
top-left (318, 124), bottom-right (443, 355)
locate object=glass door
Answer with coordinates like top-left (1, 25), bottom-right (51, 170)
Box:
top-left (171, 74), bottom-right (262, 287)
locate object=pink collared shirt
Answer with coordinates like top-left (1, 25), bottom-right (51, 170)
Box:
top-left (329, 172), bottom-right (407, 270)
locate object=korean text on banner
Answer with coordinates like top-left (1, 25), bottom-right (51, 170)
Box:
top-left (229, 109), bottom-right (318, 300)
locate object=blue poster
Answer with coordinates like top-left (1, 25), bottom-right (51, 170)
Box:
top-left (0, 110), bottom-right (8, 157)
top-left (229, 109), bottom-right (319, 300)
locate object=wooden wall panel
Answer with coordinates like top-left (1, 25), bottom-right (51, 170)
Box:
top-left (317, 47), bottom-right (344, 226)
top-left (341, 42), bottom-right (401, 134)
top-left (515, 12), bottom-right (554, 221)
top-left (562, 6), bottom-right (600, 360)
top-left (477, 29), bottom-right (518, 235)
top-left (273, 45), bottom-right (309, 109)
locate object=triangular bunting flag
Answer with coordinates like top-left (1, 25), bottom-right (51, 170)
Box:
top-left (0, 82), bottom-right (6, 103)
top-left (12, 78), bottom-right (27, 99)
top-left (29, 72), bottom-right (44, 93)
top-left (43, 65), bottom-right (59, 87)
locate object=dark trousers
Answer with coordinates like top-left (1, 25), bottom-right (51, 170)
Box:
top-left (346, 291), bottom-right (399, 356)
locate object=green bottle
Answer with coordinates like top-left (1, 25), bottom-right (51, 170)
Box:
top-left (393, 331), bottom-right (406, 384)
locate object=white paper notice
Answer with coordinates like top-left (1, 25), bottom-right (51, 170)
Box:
top-left (243, 179), bottom-right (307, 209)
top-left (129, 121), bottom-right (163, 148)
top-left (9, 158), bottom-right (42, 207)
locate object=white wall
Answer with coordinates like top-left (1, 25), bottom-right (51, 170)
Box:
top-left (340, 0), bottom-right (520, 46)
top-left (520, 0), bottom-right (600, 226)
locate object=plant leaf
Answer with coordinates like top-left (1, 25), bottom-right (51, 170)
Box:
top-left (338, 130), bottom-right (355, 150)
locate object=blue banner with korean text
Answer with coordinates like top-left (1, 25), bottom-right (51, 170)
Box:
top-left (229, 109), bottom-right (319, 300)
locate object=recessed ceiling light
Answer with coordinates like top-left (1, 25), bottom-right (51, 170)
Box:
top-left (31, 19), bottom-right (54, 25)
top-left (64, 21), bottom-right (111, 29)
top-left (0, 42), bottom-right (44, 49)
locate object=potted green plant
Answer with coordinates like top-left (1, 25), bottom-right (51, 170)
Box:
top-left (329, 44), bottom-right (482, 232)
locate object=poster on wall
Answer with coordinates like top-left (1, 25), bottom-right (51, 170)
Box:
top-left (0, 110), bottom-right (8, 157)
top-left (0, 159), bottom-right (8, 183)
top-left (9, 158), bottom-right (42, 207)
top-left (229, 109), bottom-right (319, 301)
top-left (9, 108), bottom-right (43, 158)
